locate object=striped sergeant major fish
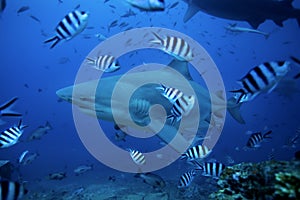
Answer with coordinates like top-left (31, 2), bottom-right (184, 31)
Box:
top-left (181, 144), bottom-right (212, 161)
top-left (86, 55), bottom-right (120, 73)
top-left (0, 97), bottom-right (21, 118)
top-left (168, 94), bottom-right (195, 124)
top-left (0, 180), bottom-right (28, 200)
top-left (178, 170), bottom-right (196, 188)
top-left (192, 160), bottom-right (226, 179)
top-left (231, 61), bottom-right (290, 103)
top-left (0, 120), bottom-right (27, 148)
top-left (44, 10), bottom-right (89, 49)
top-left (128, 149), bottom-right (146, 165)
top-left (156, 84), bottom-right (184, 103)
top-left (246, 130), bottom-right (272, 148)
top-left (150, 32), bottom-right (194, 61)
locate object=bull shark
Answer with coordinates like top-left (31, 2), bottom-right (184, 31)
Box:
top-left (183, 0), bottom-right (300, 29)
top-left (56, 59), bottom-right (244, 153)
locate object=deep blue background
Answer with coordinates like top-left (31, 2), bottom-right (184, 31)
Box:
top-left (0, 0), bottom-right (300, 184)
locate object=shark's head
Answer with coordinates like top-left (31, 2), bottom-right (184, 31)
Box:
top-left (56, 81), bottom-right (114, 121)
top-left (56, 87), bottom-right (73, 103)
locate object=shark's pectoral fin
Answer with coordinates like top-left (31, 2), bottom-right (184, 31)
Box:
top-left (149, 120), bottom-right (191, 153)
top-left (247, 19), bottom-right (265, 29)
top-left (227, 97), bottom-right (245, 124)
top-left (183, 4), bottom-right (200, 23)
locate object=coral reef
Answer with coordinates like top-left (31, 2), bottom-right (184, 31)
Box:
top-left (209, 160), bottom-right (300, 199)
top-left (275, 172), bottom-right (300, 198)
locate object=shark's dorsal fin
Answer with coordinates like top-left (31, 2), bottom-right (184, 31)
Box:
top-left (247, 19), bottom-right (265, 29)
top-left (183, 3), bottom-right (200, 23)
top-left (167, 59), bottom-right (193, 81)
top-left (273, 20), bottom-right (284, 27)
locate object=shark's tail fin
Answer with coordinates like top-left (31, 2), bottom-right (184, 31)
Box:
top-left (227, 97), bottom-right (245, 124)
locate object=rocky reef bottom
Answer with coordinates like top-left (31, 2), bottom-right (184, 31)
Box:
top-left (209, 160), bottom-right (300, 200)
top-left (21, 159), bottom-right (300, 200)
top-left (23, 175), bottom-right (217, 200)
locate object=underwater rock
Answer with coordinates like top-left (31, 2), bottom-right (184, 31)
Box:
top-left (275, 172), bottom-right (300, 198)
top-left (209, 160), bottom-right (300, 199)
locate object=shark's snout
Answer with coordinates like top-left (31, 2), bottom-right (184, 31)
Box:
top-left (56, 87), bottom-right (73, 103)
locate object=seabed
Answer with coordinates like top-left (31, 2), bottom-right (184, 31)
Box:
top-left (23, 175), bottom-right (216, 200)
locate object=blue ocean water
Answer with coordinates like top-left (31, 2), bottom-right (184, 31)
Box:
top-left (0, 0), bottom-right (300, 199)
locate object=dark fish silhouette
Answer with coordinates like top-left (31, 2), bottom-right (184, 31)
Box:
top-left (0, 0), bottom-right (6, 13)
top-left (29, 15), bottom-right (41, 23)
top-left (183, 0), bottom-right (300, 28)
top-left (17, 6), bottom-right (30, 14)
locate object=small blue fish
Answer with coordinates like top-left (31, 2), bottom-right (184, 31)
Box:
top-left (126, 0), bottom-right (165, 11)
